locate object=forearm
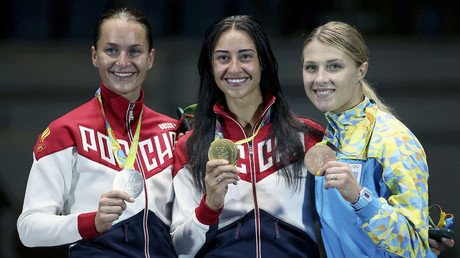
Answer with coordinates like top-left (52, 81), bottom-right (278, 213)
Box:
top-left (357, 197), bottom-right (429, 257)
top-left (171, 171), bottom-right (220, 257)
top-left (17, 211), bottom-right (81, 247)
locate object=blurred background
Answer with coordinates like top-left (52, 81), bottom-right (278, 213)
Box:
top-left (1, 0), bottom-right (459, 257)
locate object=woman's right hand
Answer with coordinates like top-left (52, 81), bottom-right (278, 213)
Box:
top-left (204, 159), bottom-right (240, 211)
top-left (95, 190), bottom-right (134, 233)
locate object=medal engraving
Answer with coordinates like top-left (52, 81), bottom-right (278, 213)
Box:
top-left (113, 169), bottom-right (144, 198)
top-left (304, 144), bottom-right (336, 176)
top-left (208, 139), bottom-right (238, 165)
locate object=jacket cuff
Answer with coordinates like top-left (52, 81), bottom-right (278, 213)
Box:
top-left (195, 194), bottom-right (223, 225)
top-left (78, 212), bottom-right (102, 240)
top-left (355, 197), bottom-right (381, 223)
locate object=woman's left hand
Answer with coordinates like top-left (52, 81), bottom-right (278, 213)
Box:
top-left (319, 161), bottom-right (361, 203)
top-left (429, 237), bottom-right (455, 256)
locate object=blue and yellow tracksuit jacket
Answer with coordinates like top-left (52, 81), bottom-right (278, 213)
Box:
top-left (316, 97), bottom-right (433, 258)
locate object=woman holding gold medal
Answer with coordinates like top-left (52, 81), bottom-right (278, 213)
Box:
top-left (171, 15), bottom-right (324, 257)
top-left (17, 7), bottom-right (178, 257)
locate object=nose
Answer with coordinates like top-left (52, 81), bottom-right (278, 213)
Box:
top-left (116, 51), bottom-right (130, 67)
top-left (228, 58), bottom-right (241, 73)
top-left (315, 68), bottom-right (328, 83)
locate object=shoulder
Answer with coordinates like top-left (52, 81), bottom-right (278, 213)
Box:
top-left (373, 111), bottom-right (418, 141)
top-left (371, 110), bottom-right (425, 155)
top-left (172, 131), bottom-right (191, 177)
top-left (299, 116), bottom-right (325, 132)
top-left (297, 116), bottom-right (325, 149)
top-left (142, 106), bottom-right (180, 133)
top-left (33, 99), bottom-right (98, 160)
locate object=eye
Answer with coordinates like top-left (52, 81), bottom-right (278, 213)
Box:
top-left (129, 48), bottom-right (142, 57)
top-left (215, 54), bottom-right (230, 64)
top-left (239, 53), bottom-right (253, 62)
top-left (104, 47), bottom-right (118, 56)
top-left (304, 64), bottom-right (317, 73)
top-left (327, 63), bottom-right (342, 72)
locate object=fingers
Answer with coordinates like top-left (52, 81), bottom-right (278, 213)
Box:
top-left (204, 159), bottom-right (240, 211)
top-left (205, 159), bottom-right (240, 185)
top-left (441, 237), bottom-right (455, 247)
top-left (95, 190), bottom-right (134, 233)
top-left (321, 162), bottom-right (361, 203)
top-left (429, 238), bottom-right (442, 255)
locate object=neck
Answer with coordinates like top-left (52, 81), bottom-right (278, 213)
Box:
top-left (227, 97), bottom-right (264, 136)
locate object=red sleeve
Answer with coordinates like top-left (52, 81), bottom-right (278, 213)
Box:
top-left (172, 132), bottom-right (191, 177)
top-left (195, 194), bottom-right (223, 225)
top-left (78, 212), bottom-right (102, 240)
top-left (300, 117), bottom-right (325, 150)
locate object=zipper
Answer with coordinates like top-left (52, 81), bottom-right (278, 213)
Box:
top-left (218, 106), bottom-right (272, 258)
top-left (125, 103), bottom-right (150, 258)
top-left (126, 103), bottom-right (135, 141)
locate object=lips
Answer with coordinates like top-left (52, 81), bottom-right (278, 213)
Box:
top-left (113, 72), bottom-right (134, 78)
top-left (111, 71), bottom-right (135, 80)
top-left (225, 77), bottom-right (248, 87)
top-left (314, 89), bottom-right (335, 98)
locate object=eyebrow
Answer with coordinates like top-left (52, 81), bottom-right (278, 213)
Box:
top-left (303, 58), bottom-right (344, 63)
top-left (104, 43), bottom-right (144, 48)
top-left (214, 49), bottom-right (256, 54)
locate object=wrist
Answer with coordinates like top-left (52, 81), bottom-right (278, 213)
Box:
top-left (351, 188), bottom-right (362, 205)
top-left (351, 187), bottom-right (372, 211)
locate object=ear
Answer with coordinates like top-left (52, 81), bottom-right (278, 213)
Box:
top-left (148, 48), bottom-right (156, 70)
top-left (358, 62), bottom-right (368, 80)
top-left (91, 46), bottom-right (98, 68)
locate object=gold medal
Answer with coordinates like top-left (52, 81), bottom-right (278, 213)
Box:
top-left (304, 144), bottom-right (336, 176)
top-left (208, 138), bottom-right (238, 165)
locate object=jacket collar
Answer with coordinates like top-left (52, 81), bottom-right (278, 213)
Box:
top-left (212, 95), bottom-right (276, 121)
top-left (99, 83), bottom-right (144, 127)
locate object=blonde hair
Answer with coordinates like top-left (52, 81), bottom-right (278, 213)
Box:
top-left (303, 21), bottom-right (393, 115)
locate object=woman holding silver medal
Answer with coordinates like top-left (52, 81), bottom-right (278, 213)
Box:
top-left (301, 21), bottom-right (444, 257)
top-left (17, 6), bottom-right (178, 257)
top-left (171, 15), bottom-right (324, 257)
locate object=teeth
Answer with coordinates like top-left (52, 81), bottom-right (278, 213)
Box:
top-left (114, 72), bottom-right (133, 77)
top-left (227, 78), bottom-right (246, 84)
top-left (316, 89), bottom-right (334, 97)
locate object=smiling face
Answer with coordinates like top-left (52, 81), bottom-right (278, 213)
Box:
top-left (91, 18), bottom-right (155, 102)
top-left (302, 39), bottom-right (367, 114)
top-left (212, 29), bottom-right (262, 105)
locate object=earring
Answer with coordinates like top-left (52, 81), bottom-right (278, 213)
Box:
top-left (147, 64), bottom-right (152, 70)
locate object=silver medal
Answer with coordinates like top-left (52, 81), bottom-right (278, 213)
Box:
top-left (113, 169), bottom-right (144, 198)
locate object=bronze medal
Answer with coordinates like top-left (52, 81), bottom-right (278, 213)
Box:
top-left (113, 169), bottom-right (144, 198)
top-left (304, 144), bottom-right (336, 176)
top-left (208, 139), bottom-right (238, 165)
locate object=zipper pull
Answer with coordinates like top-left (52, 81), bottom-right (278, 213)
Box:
top-left (273, 218), bottom-right (281, 239)
top-left (248, 142), bottom-right (253, 156)
top-left (123, 222), bottom-right (129, 242)
top-left (234, 221), bottom-right (241, 240)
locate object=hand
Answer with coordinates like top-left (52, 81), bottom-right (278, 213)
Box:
top-left (204, 159), bottom-right (240, 211)
top-left (95, 190), bottom-right (134, 233)
top-left (176, 132), bottom-right (185, 142)
top-left (429, 237), bottom-right (455, 256)
top-left (319, 161), bottom-right (361, 203)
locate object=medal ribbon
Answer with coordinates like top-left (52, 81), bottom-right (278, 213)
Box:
top-left (96, 88), bottom-right (143, 170)
top-left (214, 108), bottom-right (271, 145)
